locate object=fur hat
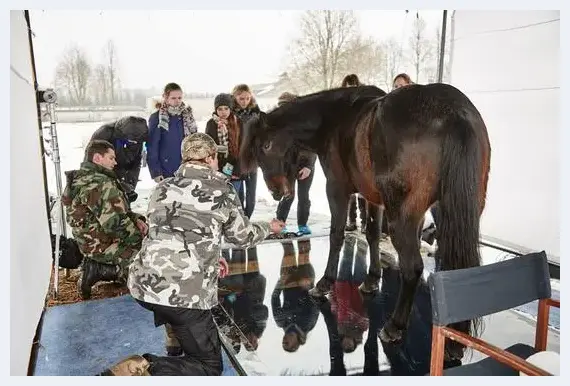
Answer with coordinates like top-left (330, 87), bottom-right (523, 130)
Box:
top-left (181, 133), bottom-right (217, 161)
top-left (277, 92), bottom-right (298, 106)
top-left (214, 93), bottom-right (233, 110)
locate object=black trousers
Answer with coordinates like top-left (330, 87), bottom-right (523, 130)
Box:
top-left (244, 171), bottom-right (257, 219)
top-left (137, 300), bottom-right (223, 376)
top-left (276, 170), bottom-right (314, 226)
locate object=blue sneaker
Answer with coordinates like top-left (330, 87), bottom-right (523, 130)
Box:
top-left (281, 226), bottom-right (289, 234)
top-left (298, 225), bottom-right (312, 235)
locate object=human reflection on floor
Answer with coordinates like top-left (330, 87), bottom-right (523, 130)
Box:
top-left (213, 233), bottom-right (461, 376)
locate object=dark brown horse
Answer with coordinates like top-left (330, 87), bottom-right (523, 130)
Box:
top-left (240, 84), bottom-right (491, 357)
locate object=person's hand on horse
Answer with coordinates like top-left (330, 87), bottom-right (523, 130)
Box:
top-left (270, 219), bottom-right (286, 234)
top-left (219, 257), bottom-right (229, 278)
top-left (298, 167), bottom-right (311, 180)
top-left (136, 219), bottom-right (148, 236)
top-left (153, 176), bottom-right (164, 183)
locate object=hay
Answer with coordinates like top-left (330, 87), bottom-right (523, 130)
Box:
top-left (46, 267), bottom-right (129, 307)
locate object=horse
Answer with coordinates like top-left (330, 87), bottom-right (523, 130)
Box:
top-left (239, 83), bottom-right (491, 358)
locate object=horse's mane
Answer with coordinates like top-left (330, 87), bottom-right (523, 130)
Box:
top-left (239, 85), bottom-right (387, 172)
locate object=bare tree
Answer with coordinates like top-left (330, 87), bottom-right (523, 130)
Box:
top-left (380, 37), bottom-right (404, 90)
top-left (407, 15), bottom-right (434, 84)
top-left (54, 44), bottom-right (92, 106)
top-left (103, 40), bottom-right (120, 104)
top-left (428, 25), bottom-right (452, 83)
top-left (91, 64), bottom-right (108, 105)
top-left (337, 35), bottom-right (386, 87)
top-left (287, 11), bottom-right (359, 92)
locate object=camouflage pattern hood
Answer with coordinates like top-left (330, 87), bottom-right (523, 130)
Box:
top-left (128, 162), bottom-right (270, 310)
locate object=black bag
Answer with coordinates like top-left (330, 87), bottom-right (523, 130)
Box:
top-left (51, 234), bottom-right (84, 269)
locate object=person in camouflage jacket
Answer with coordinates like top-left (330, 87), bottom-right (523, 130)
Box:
top-left (62, 140), bottom-right (148, 300)
top-left (100, 133), bottom-right (284, 376)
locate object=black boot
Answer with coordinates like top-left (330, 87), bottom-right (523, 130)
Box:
top-left (79, 259), bottom-right (120, 299)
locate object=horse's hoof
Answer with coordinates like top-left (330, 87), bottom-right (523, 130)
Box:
top-left (378, 321), bottom-right (403, 344)
top-left (358, 276), bottom-right (380, 293)
top-left (309, 278), bottom-right (333, 297)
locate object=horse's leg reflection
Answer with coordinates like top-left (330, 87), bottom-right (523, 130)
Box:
top-left (360, 203), bottom-right (382, 293)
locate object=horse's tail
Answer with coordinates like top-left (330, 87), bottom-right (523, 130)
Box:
top-left (437, 114), bottom-right (485, 338)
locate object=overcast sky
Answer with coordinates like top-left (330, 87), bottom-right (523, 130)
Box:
top-left (29, 10), bottom-right (444, 93)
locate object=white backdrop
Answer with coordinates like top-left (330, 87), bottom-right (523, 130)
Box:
top-left (449, 10), bottom-right (560, 262)
top-left (10, 10), bottom-right (53, 375)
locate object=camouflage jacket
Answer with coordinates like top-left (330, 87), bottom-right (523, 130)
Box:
top-left (128, 162), bottom-right (270, 310)
top-left (61, 161), bottom-right (144, 265)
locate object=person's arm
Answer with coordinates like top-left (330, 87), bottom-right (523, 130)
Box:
top-left (205, 120), bottom-right (219, 143)
top-left (146, 113), bottom-right (162, 179)
top-left (84, 180), bottom-right (143, 242)
top-left (222, 186), bottom-right (270, 248)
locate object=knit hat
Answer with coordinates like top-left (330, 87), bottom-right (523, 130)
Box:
top-left (181, 133), bottom-right (217, 161)
top-left (214, 93), bottom-right (233, 110)
top-left (277, 92), bottom-right (298, 106)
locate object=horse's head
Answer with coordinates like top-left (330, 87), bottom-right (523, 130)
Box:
top-left (240, 112), bottom-right (300, 201)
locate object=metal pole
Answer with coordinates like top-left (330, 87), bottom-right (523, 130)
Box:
top-left (437, 10), bottom-right (448, 83)
top-left (43, 92), bottom-right (67, 238)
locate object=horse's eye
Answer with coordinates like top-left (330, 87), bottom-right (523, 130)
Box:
top-left (263, 141), bottom-right (272, 151)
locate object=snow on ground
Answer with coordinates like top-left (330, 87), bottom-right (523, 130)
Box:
top-left (44, 120), bottom-right (334, 232)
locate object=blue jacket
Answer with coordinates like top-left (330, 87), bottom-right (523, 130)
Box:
top-left (146, 111), bottom-right (186, 178)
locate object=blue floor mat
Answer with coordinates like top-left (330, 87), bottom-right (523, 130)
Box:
top-left (32, 295), bottom-right (238, 376)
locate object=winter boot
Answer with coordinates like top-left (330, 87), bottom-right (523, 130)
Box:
top-left (99, 355), bottom-right (151, 376)
top-left (164, 324), bottom-right (183, 356)
top-left (78, 259), bottom-right (120, 299)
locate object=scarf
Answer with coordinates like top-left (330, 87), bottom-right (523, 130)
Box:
top-left (158, 102), bottom-right (198, 136)
top-left (213, 114), bottom-right (239, 158)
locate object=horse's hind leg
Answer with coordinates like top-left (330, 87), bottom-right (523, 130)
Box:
top-left (359, 203), bottom-right (382, 293)
top-left (379, 213), bottom-right (424, 343)
top-left (309, 181), bottom-right (349, 297)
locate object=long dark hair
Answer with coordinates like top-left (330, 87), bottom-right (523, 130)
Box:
top-left (341, 74), bottom-right (362, 87)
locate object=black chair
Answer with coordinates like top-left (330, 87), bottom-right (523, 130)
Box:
top-left (428, 251), bottom-right (559, 376)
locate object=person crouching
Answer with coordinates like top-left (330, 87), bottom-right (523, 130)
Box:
top-left (100, 133), bottom-right (285, 376)
top-left (62, 140), bottom-right (148, 299)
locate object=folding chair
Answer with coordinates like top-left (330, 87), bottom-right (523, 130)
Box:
top-left (428, 251), bottom-right (560, 376)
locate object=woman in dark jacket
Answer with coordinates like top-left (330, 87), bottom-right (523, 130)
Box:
top-left (231, 84), bottom-right (261, 218)
top-left (146, 82), bottom-right (198, 182)
top-left (205, 93), bottom-right (244, 197)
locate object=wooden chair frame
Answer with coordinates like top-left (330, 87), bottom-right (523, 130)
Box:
top-left (429, 298), bottom-right (560, 376)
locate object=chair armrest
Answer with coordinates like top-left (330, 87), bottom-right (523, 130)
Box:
top-left (440, 327), bottom-right (551, 376)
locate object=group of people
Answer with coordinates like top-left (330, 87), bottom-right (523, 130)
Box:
top-left (61, 72), bottom-right (415, 376)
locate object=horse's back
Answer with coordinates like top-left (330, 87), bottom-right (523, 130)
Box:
top-left (379, 83), bottom-right (488, 140)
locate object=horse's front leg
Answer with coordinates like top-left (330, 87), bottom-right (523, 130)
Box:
top-left (359, 203), bottom-right (382, 293)
top-left (309, 181), bottom-right (349, 297)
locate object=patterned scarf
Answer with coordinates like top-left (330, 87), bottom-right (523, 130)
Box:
top-left (213, 114), bottom-right (239, 158)
top-left (158, 102), bottom-right (198, 136)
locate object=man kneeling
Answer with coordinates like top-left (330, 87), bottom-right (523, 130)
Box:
top-left (101, 133), bottom-right (284, 376)
top-left (62, 140), bottom-right (148, 299)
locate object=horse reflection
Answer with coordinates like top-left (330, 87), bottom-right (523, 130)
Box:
top-left (331, 235), bottom-right (370, 354)
top-left (217, 247), bottom-right (268, 353)
top-left (317, 234), bottom-right (369, 375)
top-left (362, 258), bottom-right (462, 376)
top-left (271, 240), bottom-right (319, 353)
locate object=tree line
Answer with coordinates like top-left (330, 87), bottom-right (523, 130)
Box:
top-left (53, 11), bottom-right (451, 107)
top-left (285, 11), bottom-right (451, 93)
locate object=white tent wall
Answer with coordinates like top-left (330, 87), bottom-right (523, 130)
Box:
top-left (448, 11), bottom-right (560, 262)
top-left (10, 10), bottom-right (53, 375)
